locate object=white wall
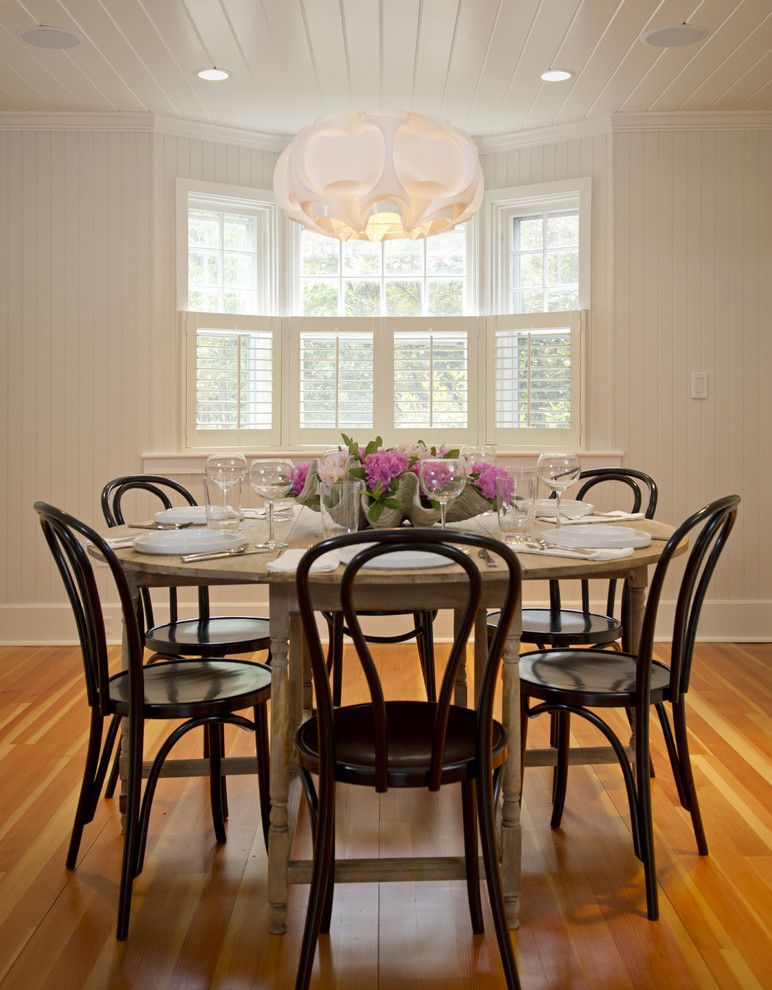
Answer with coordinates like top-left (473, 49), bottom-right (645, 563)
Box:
top-left (1, 120), bottom-right (769, 642)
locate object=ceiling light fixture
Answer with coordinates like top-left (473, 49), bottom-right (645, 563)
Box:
top-left (196, 67), bottom-right (230, 81)
top-left (641, 24), bottom-right (707, 48)
top-left (541, 69), bottom-right (573, 82)
top-left (17, 25), bottom-right (80, 49)
top-left (274, 110), bottom-right (484, 242)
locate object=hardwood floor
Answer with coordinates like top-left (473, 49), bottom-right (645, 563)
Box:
top-left (0, 641), bottom-right (769, 989)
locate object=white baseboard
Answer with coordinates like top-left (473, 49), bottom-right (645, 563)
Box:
top-left (1, 599), bottom-right (770, 646)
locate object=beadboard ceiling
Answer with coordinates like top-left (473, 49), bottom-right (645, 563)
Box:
top-left (0, 0), bottom-right (770, 138)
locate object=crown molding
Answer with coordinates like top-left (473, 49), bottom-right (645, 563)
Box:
top-left (0, 111), bottom-right (154, 133)
top-left (610, 111), bottom-right (772, 132)
top-left (0, 111), bottom-right (289, 152)
top-left (475, 116), bottom-right (611, 153)
top-left (152, 114), bottom-right (289, 152)
top-left (2, 109), bottom-right (769, 151)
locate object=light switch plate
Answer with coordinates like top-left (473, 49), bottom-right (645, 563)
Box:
top-left (690, 370), bottom-right (709, 399)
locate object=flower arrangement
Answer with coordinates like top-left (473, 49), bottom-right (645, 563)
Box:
top-left (294, 435), bottom-right (511, 528)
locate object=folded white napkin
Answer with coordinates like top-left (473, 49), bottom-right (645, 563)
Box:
top-left (266, 548), bottom-right (340, 573)
top-left (104, 535), bottom-right (137, 549)
top-left (511, 543), bottom-right (635, 561)
top-left (539, 511), bottom-right (645, 525)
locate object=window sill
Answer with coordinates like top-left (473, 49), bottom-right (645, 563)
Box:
top-left (141, 450), bottom-right (624, 475)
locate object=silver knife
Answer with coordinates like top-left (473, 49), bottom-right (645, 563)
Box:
top-left (181, 547), bottom-right (274, 563)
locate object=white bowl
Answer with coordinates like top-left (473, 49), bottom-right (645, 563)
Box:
top-left (546, 525), bottom-right (651, 549)
top-left (134, 530), bottom-right (244, 555)
top-left (533, 499), bottom-right (593, 519)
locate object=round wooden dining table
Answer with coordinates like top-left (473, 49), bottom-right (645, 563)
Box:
top-left (103, 509), bottom-right (678, 934)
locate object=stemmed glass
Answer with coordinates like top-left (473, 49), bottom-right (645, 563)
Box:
top-left (419, 458), bottom-right (465, 530)
top-left (536, 451), bottom-right (581, 528)
top-left (250, 459), bottom-right (295, 549)
top-left (205, 453), bottom-right (247, 521)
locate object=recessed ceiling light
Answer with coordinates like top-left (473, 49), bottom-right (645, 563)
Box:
top-left (641, 24), bottom-right (707, 48)
top-left (196, 67), bottom-right (230, 81)
top-left (17, 26), bottom-right (81, 49)
top-left (541, 69), bottom-right (573, 82)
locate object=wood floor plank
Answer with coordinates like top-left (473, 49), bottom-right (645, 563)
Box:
top-left (0, 642), bottom-right (770, 988)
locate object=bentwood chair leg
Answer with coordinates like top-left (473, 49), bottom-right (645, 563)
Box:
top-left (415, 611), bottom-right (437, 703)
top-left (218, 722), bottom-right (229, 820)
top-left (319, 810), bottom-right (336, 934)
top-left (461, 779), bottom-right (484, 932)
top-left (104, 715), bottom-right (122, 800)
top-left (519, 695), bottom-right (529, 802)
top-left (655, 703), bottom-right (689, 808)
top-left (672, 700), bottom-right (709, 855)
top-left (296, 775), bottom-right (336, 990)
top-left (476, 776), bottom-right (521, 990)
top-left (116, 719), bottom-right (143, 941)
top-left (206, 723), bottom-right (227, 844)
top-left (550, 710), bottom-right (571, 829)
top-left (67, 710), bottom-right (105, 869)
top-left (254, 704), bottom-right (271, 850)
top-left (634, 717), bottom-right (658, 921)
top-left (332, 614), bottom-right (344, 707)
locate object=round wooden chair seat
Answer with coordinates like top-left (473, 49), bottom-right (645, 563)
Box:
top-left (296, 700), bottom-right (507, 787)
top-left (109, 658), bottom-right (272, 718)
top-left (520, 649), bottom-right (671, 707)
top-left (145, 616), bottom-right (270, 656)
top-left (487, 608), bottom-right (621, 646)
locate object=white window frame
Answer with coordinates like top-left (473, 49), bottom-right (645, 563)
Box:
top-left (176, 177), bottom-right (280, 315)
top-left (485, 310), bottom-right (586, 451)
top-left (482, 178), bottom-right (591, 315)
top-left (183, 312), bottom-right (283, 450)
top-left (291, 217), bottom-right (479, 318)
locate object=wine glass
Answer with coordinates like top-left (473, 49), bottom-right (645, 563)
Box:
top-left (536, 451), bottom-right (581, 528)
top-left (250, 459), bottom-right (295, 549)
top-left (419, 458), bottom-right (465, 530)
top-left (459, 444), bottom-right (496, 474)
top-left (205, 453), bottom-right (247, 523)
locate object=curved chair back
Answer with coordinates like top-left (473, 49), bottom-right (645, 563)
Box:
top-left (101, 475), bottom-right (208, 633)
top-left (635, 494), bottom-right (739, 711)
top-left (34, 501), bottom-right (144, 715)
top-left (549, 467), bottom-right (657, 623)
top-left (296, 529), bottom-right (522, 793)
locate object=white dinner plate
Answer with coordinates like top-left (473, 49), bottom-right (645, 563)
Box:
top-left (154, 505), bottom-right (228, 525)
top-left (133, 530), bottom-right (244, 556)
top-left (545, 525), bottom-right (651, 550)
top-left (533, 499), bottom-right (593, 519)
top-left (339, 543), bottom-right (453, 570)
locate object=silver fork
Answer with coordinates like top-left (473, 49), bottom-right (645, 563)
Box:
top-left (477, 547), bottom-right (498, 567)
top-left (128, 521), bottom-right (198, 530)
top-left (524, 534), bottom-right (597, 558)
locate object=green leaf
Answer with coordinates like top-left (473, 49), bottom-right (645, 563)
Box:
top-left (341, 433), bottom-right (352, 446)
top-left (445, 448), bottom-right (460, 459)
top-left (348, 466), bottom-right (366, 480)
top-left (383, 497), bottom-right (403, 510)
top-left (364, 438), bottom-right (380, 456)
top-left (372, 481), bottom-right (382, 497)
top-left (369, 501), bottom-right (384, 521)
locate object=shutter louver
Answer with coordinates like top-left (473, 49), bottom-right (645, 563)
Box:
top-left (299, 331), bottom-right (374, 429)
top-left (393, 330), bottom-right (468, 429)
top-left (495, 327), bottom-right (572, 430)
top-left (196, 329), bottom-right (272, 430)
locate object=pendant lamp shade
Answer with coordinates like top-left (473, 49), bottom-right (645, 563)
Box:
top-left (273, 111), bottom-right (484, 241)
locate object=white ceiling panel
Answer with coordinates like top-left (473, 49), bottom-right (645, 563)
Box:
top-left (0, 0), bottom-right (767, 136)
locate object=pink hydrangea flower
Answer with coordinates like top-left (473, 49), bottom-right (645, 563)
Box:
top-left (363, 449), bottom-right (410, 490)
top-left (291, 462), bottom-right (310, 496)
top-left (472, 463), bottom-right (512, 502)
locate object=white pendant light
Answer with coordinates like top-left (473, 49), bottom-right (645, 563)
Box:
top-left (273, 110), bottom-right (484, 241)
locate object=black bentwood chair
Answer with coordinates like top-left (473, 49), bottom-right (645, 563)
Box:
top-left (294, 529), bottom-right (522, 990)
top-left (488, 468), bottom-right (658, 651)
top-left (34, 502), bottom-right (272, 940)
top-left (519, 495), bottom-right (739, 920)
top-left (101, 476), bottom-right (271, 660)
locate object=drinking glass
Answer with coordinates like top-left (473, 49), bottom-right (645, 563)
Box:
top-left (419, 458), bottom-right (465, 530)
top-left (459, 444), bottom-right (496, 473)
top-left (249, 459), bottom-right (295, 549)
top-left (205, 453), bottom-right (247, 527)
top-left (203, 477), bottom-right (242, 533)
top-left (536, 451), bottom-right (581, 528)
top-left (497, 470), bottom-right (537, 545)
top-left (319, 479), bottom-right (363, 539)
